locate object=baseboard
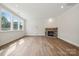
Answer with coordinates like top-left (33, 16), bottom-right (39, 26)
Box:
top-left (26, 34), bottom-right (45, 37)
top-left (58, 37), bottom-right (79, 47)
top-left (0, 35), bottom-right (25, 50)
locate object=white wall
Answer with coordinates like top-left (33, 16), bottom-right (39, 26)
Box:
top-left (0, 31), bottom-right (25, 46)
top-left (0, 20), bottom-right (26, 46)
top-left (57, 4), bottom-right (79, 47)
top-left (26, 18), bottom-right (57, 36)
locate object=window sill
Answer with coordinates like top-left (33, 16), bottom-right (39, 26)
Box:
top-left (0, 30), bottom-right (24, 32)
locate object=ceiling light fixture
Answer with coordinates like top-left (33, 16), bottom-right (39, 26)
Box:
top-left (48, 18), bottom-right (52, 22)
top-left (61, 5), bottom-right (64, 8)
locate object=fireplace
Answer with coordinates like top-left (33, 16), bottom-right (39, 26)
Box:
top-left (45, 28), bottom-right (58, 37)
top-left (48, 31), bottom-right (54, 36)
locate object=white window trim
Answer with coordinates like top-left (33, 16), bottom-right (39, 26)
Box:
top-left (0, 16), bottom-right (1, 31)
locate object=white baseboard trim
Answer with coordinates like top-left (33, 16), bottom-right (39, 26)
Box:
top-left (58, 37), bottom-right (79, 47)
top-left (25, 34), bottom-right (45, 37)
top-left (0, 35), bottom-right (25, 47)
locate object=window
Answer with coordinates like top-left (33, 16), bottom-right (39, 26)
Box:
top-left (13, 16), bottom-right (18, 30)
top-left (0, 6), bottom-right (24, 32)
top-left (1, 10), bottom-right (11, 30)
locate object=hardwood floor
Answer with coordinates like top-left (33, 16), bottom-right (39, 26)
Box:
top-left (0, 36), bottom-right (79, 56)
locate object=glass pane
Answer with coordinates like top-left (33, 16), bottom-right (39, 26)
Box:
top-left (13, 16), bottom-right (18, 30)
top-left (1, 10), bottom-right (11, 30)
top-left (19, 20), bottom-right (23, 30)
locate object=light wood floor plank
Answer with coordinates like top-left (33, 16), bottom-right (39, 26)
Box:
top-left (0, 36), bottom-right (79, 56)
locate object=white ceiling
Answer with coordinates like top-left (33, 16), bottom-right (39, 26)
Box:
top-left (2, 3), bottom-right (76, 20)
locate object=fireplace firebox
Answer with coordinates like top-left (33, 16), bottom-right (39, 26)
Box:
top-left (48, 31), bottom-right (54, 36)
top-left (45, 28), bottom-right (58, 37)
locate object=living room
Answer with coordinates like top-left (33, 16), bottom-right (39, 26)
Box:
top-left (0, 3), bottom-right (79, 56)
